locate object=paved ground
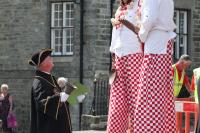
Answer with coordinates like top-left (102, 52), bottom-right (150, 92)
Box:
top-left (73, 130), bottom-right (105, 133)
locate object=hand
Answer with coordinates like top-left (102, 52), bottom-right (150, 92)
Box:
top-left (0, 97), bottom-right (4, 101)
top-left (189, 92), bottom-right (194, 97)
top-left (77, 95), bottom-right (85, 103)
top-left (8, 107), bottom-right (12, 115)
top-left (111, 18), bottom-right (120, 26)
top-left (60, 92), bottom-right (69, 102)
top-left (9, 109), bottom-right (12, 114)
top-left (134, 26), bottom-right (140, 34)
top-left (118, 19), bottom-right (139, 34)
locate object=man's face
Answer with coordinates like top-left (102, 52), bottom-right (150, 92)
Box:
top-left (182, 60), bottom-right (192, 69)
top-left (1, 88), bottom-right (8, 94)
top-left (40, 56), bottom-right (54, 71)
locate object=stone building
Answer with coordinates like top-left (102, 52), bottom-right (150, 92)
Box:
top-left (0, 0), bottom-right (199, 132)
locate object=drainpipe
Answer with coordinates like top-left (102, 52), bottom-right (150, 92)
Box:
top-left (80, 0), bottom-right (84, 84)
top-left (109, 0), bottom-right (114, 70)
top-left (79, 0), bottom-right (84, 130)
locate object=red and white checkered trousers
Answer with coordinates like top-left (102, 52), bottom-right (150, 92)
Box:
top-left (133, 40), bottom-right (176, 133)
top-left (107, 53), bottom-right (143, 133)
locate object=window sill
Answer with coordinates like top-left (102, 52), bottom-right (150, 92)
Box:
top-left (52, 56), bottom-right (74, 63)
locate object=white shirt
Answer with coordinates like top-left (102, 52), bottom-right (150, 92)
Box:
top-left (110, 0), bottom-right (142, 57)
top-left (138, 0), bottom-right (176, 54)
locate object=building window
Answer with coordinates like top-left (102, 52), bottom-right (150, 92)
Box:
top-left (51, 2), bottom-right (74, 55)
top-left (174, 10), bottom-right (188, 60)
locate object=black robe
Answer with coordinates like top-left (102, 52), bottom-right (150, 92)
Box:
top-left (30, 70), bottom-right (72, 133)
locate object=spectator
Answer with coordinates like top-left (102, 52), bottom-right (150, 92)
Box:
top-left (57, 77), bottom-right (68, 92)
top-left (0, 84), bottom-right (13, 133)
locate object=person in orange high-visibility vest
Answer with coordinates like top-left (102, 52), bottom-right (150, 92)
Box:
top-left (172, 54), bottom-right (193, 98)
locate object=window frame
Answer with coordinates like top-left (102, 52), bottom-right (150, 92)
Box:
top-left (50, 2), bottom-right (75, 56)
top-left (174, 9), bottom-right (189, 60)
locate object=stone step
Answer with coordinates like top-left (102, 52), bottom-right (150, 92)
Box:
top-left (99, 115), bottom-right (107, 122)
top-left (90, 122), bottom-right (107, 130)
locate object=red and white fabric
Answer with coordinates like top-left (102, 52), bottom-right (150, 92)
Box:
top-left (115, 6), bottom-right (128, 29)
top-left (107, 53), bottom-right (143, 133)
top-left (133, 40), bottom-right (176, 132)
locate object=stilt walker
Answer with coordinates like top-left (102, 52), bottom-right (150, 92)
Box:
top-left (133, 0), bottom-right (177, 132)
top-left (107, 0), bottom-right (143, 132)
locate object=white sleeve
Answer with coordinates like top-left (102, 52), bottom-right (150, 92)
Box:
top-left (138, 0), bottom-right (160, 42)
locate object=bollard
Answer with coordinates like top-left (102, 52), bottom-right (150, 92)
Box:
top-left (176, 112), bottom-right (183, 133)
top-left (175, 98), bottom-right (198, 133)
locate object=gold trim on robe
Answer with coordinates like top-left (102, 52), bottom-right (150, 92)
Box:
top-left (55, 98), bottom-right (61, 120)
top-left (44, 96), bottom-right (50, 114)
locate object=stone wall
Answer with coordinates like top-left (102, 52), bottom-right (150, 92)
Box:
top-left (192, 0), bottom-right (200, 68)
top-left (82, 0), bottom-right (111, 116)
top-left (0, 0), bottom-right (50, 132)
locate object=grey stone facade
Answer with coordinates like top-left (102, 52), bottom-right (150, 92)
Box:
top-left (0, 0), bottom-right (199, 132)
top-left (192, 0), bottom-right (200, 67)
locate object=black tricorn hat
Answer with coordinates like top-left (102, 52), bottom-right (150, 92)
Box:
top-left (28, 49), bottom-right (53, 66)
